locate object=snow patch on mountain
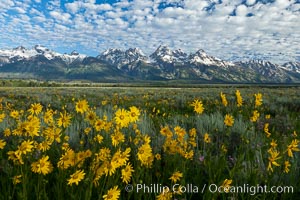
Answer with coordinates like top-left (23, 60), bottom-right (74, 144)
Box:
top-left (282, 62), bottom-right (300, 73)
top-left (99, 48), bottom-right (149, 69)
top-left (150, 45), bottom-right (187, 64)
top-left (0, 45), bottom-right (86, 64)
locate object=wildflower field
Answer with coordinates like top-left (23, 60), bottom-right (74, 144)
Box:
top-left (0, 85), bottom-right (299, 200)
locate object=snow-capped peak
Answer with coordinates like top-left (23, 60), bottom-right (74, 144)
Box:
top-left (70, 50), bottom-right (79, 56)
top-left (0, 46), bottom-right (36, 60)
top-left (150, 45), bottom-right (188, 63)
top-left (34, 44), bottom-right (49, 53)
top-left (101, 48), bottom-right (123, 56)
top-left (0, 45), bottom-right (86, 64)
top-left (99, 47), bottom-right (148, 68)
top-left (126, 48), bottom-right (146, 56)
top-left (281, 62), bottom-right (300, 73)
top-left (155, 45), bottom-right (173, 56)
top-left (189, 49), bottom-right (234, 67)
top-left (13, 46), bottom-right (26, 51)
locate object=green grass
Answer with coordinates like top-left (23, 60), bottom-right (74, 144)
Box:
top-left (0, 85), bottom-right (299, 199)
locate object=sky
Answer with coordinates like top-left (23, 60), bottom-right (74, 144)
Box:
top-left (0, 0), bottom-right (299, 64)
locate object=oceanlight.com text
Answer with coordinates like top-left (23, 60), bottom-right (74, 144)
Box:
top-left (125, 183), bottom-right (294, 196)
top-left (208, 184), bottom-right (294, 195)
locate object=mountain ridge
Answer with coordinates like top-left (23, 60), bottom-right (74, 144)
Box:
top-left (0, 45), bottom-right (299, 83)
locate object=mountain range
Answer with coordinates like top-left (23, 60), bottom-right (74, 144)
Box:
top-left (0, 45), bottom-right (299, 83)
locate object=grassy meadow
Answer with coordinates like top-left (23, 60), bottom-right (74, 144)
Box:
top-left (0, 85), bottom-right (299, 199)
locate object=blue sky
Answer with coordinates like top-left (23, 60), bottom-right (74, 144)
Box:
top-left (0, 0), bottom-right (299, 63)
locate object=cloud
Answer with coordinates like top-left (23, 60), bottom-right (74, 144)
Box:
top-left (246, 0), bottom-right (256, 6)
top-left (12, 7), bottom-right (27, 14)
top-left (0, 0), bottom-right (298, 63)
top-left (65, 2), bottom-right (81, 14)
top-left (0, 1), bottom-right (15, 10)
top-left (235, 4), bottom-right (248, 16)
top-left (46, 0), bottom-right (60, 10)
top-left (49, 11), bottom-right (72, 24)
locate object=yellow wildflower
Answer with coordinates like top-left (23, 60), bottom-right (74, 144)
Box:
top-left (224, 114), bottom-right (234, 127)
top-left (221, 144), bottom-right (227, 153)
top-left (221, 179), bottom-right (233, 193)
top-left (95, 147), bottom-right (111, 162)
top-left (67, 169), bottom-right (85, 186)
top-left (284, 161), bottom-right (291, 173)
top-left (84, 127), bottom-right (92, 135)
top-left (57, 111), bottom-right (72, 128)
top-left (267, 149), bottom-right (281, 172)
top-left (156, 190), bottom-right (173, 200)
top-left (160, 126), bottom-right (173, 138)
top-left (94, 119), bottom-right (105, 131)
top-left (85, 109), bottom-right (97, 124)
top-left (250, 110), bottom-right (260, 122)
top-left (10, 110), bottom-right (20, 119)
top-left (235, 90), bottom-right (243, 107)
top-left (7, 150), bottom-right (24, 165)
top-left (114, 108), bottom-right (130, 128)
top-left (254, 93), bottom-right (263, 107)
top-left (293, 131), bottom-right (297, 137)
top-left (4, 128), bottom-right (11, 137)
top-left (204, 133), bottom-right (211, 143)
top-left (220, 92), bottom-right (228, 107)
top-left (0, 139), bottom-right (6, 149)
top-left (270, 139), bottom-right (277, 149)
top-left (94, 134), bottom-right (104, 144)
top-left (184, 150), bottom-right (194, 160)
top-left (169, 171), bottom-right (183, 183)
top-left (103, 186), bottom-right (121, 200)
top-left (75, 99), bottom-right (89, 114)
top-left (155, 153), bottom-right (161, 160)
top-left (137, 143), bottom-right (153, 167)
top-left (128, 106), bottom-right (140, 123)
top-left (264, 123), bottom-right (271, 138)
top-left (16, 140), bottom-right (34, 155)
top-left (286, 139), bottom-right (300, 157)
top-left (111, 130), bottom-right (125, 147)
top-left (121, 163), bottom-right (134, 184)
top-left (101, 100), bottom-right (108, 105)
top-left (13, 175), bottom-right (22, 185)
top-left (28, 103), bottom-right (43, 115)
top-left (43, 109), bottom-right (54, 125)
top-left (31, 155), bottom-right (53, 175)
top-left (0, 113), bottom-right (5, 122)
top-left (57, 149), bottom-right (76, 169)
top-left (190, 99), bottom-right (204, 114)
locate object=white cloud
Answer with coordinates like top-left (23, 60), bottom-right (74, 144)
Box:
top-left (236, 4), bottom-right (248, 16)
top-left (12, 7), bottom-right (27, 14)
top-left (246, 0), bottom-right (256, 6)
top-left (184, 0), bottom-right (209, 11)
top-left (65, 2), bottom-right (81, 14)
top-left (96, 3), bottom-right (112, 11)
top-left (46, 0), bottom-right (61, 10)
top-left (274, 0), bottom-right (293, 9)
top-left (0, 0), bottom-right (299, 63)
top-left (29, 8), bottom-right (43, 16)
top-left (32, 15), bottom-right (46, 23)
top-left (0, 1), bottom-right (14, 10)
top-left (49, 11), bottom-right (72, 24)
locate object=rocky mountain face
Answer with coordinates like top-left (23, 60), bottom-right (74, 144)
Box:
top-left (0, 45), bottom-right (299, 83)
top-left (282, 62), bottom-right (300, 73)
top-left (98, 48), bottom-right (149, 71)
top-left (0, 45), bottom-right (86, 65)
